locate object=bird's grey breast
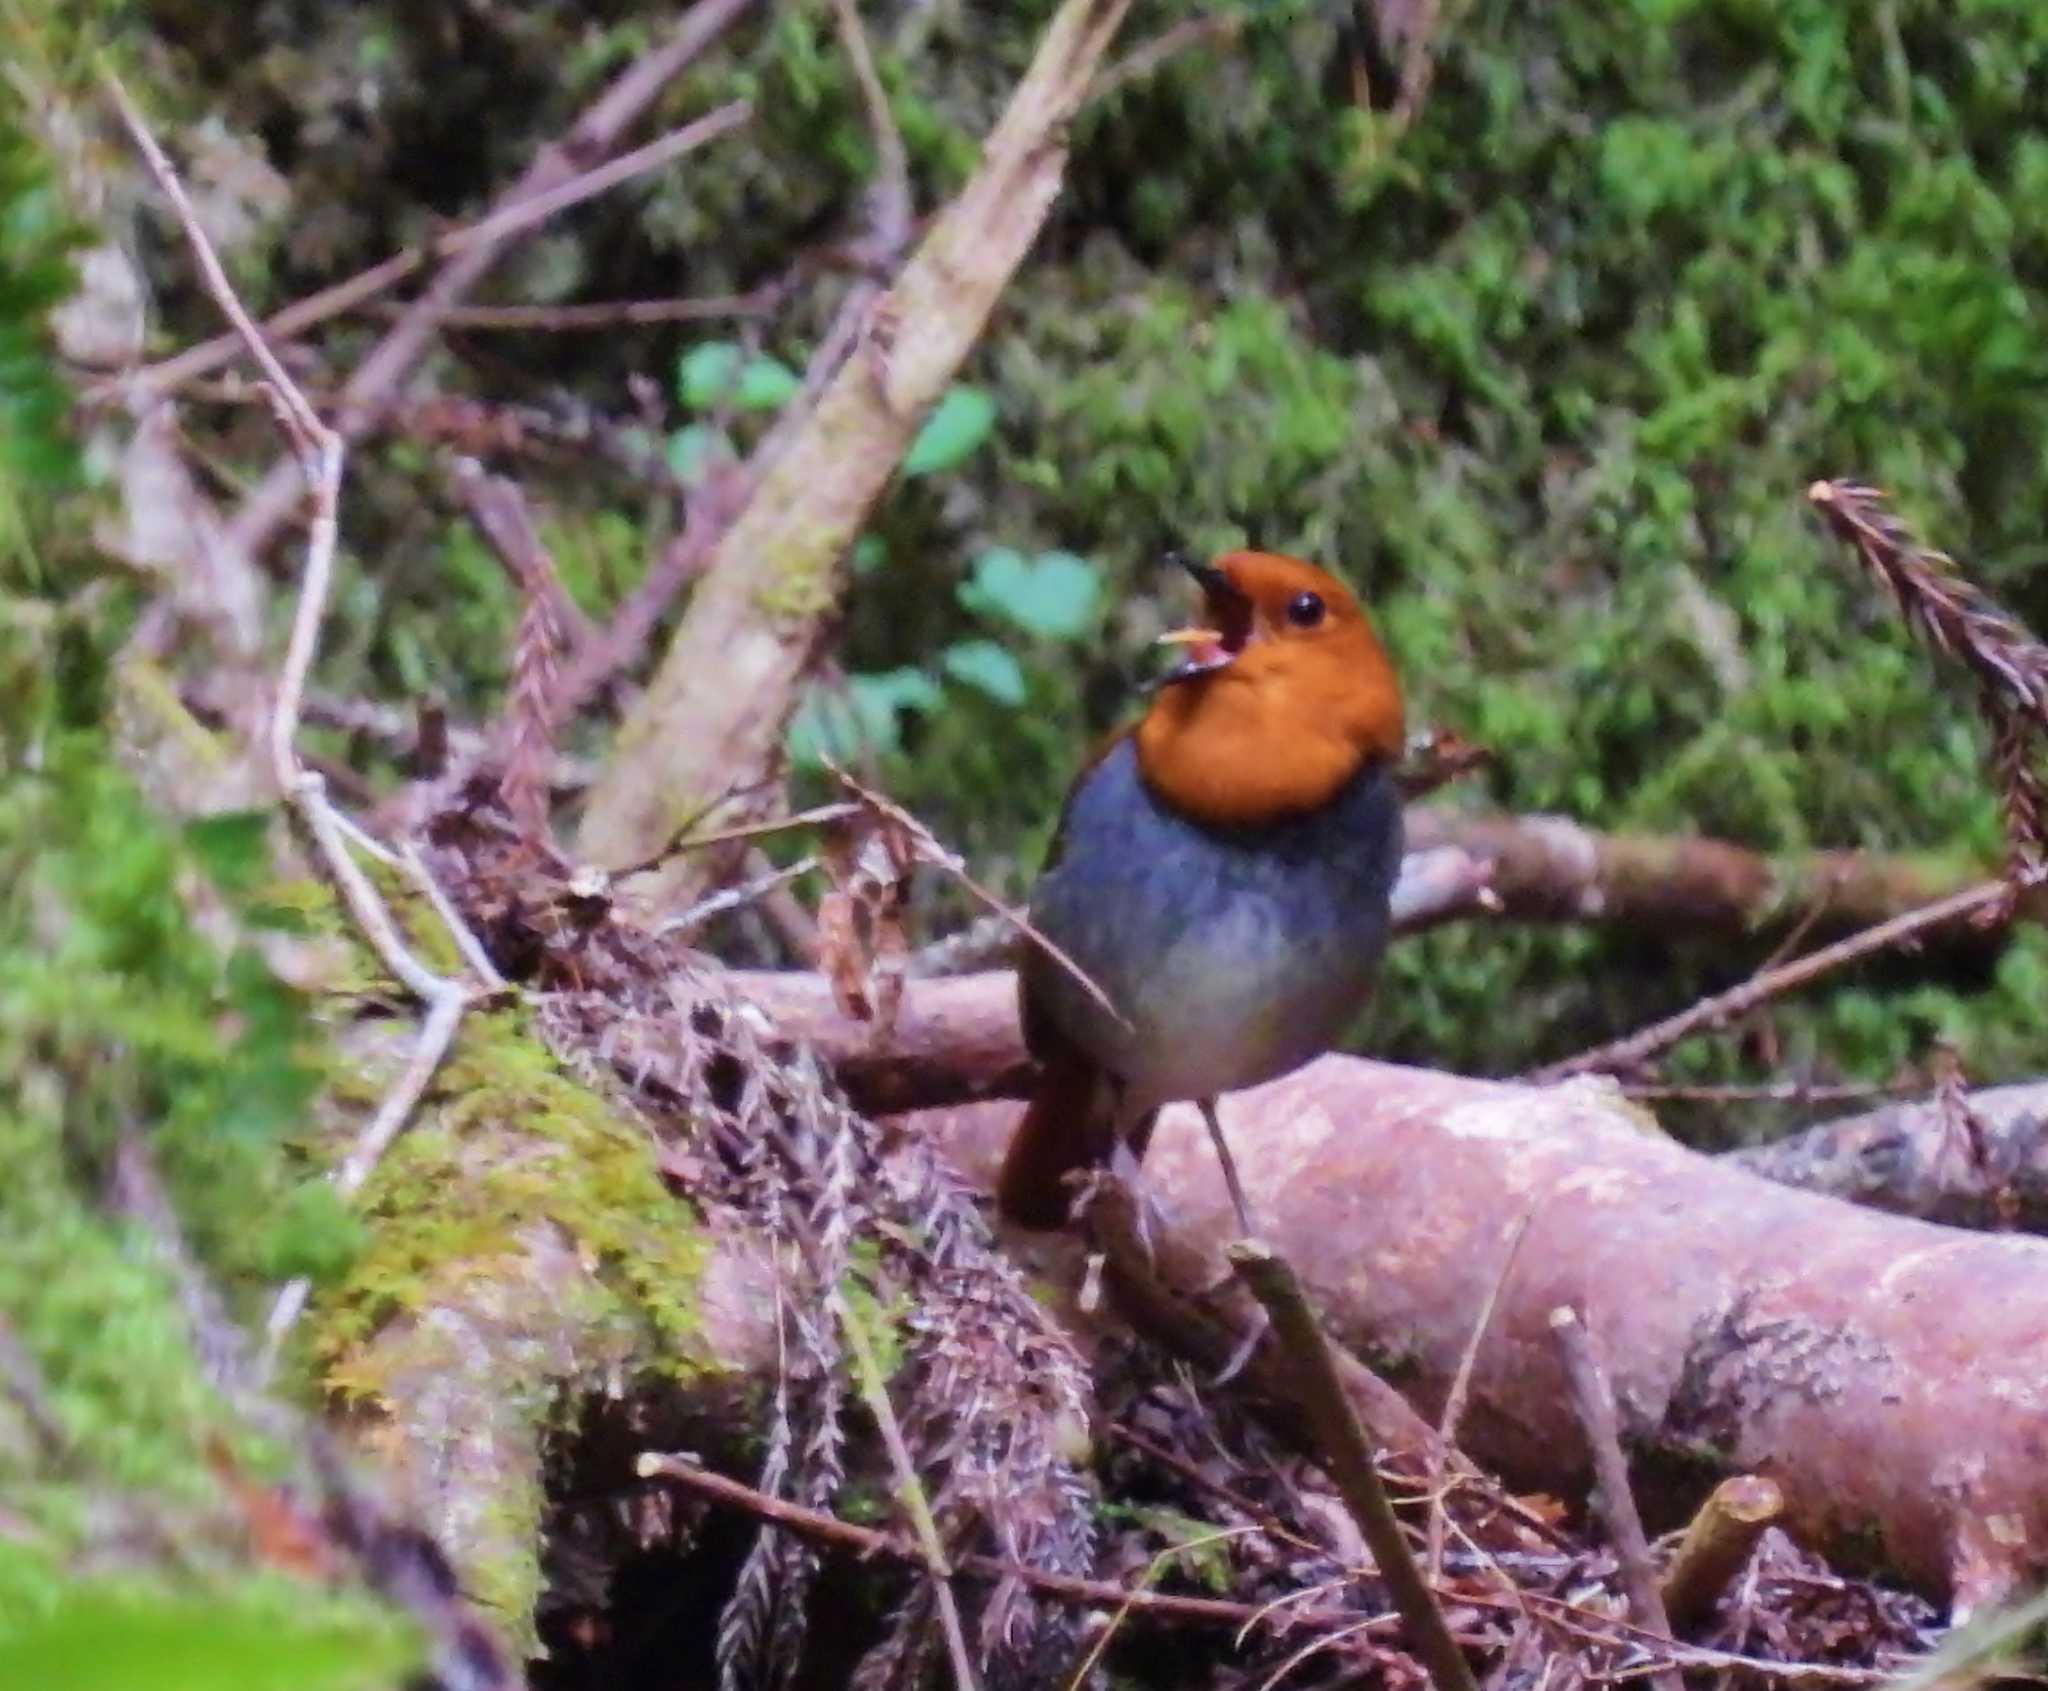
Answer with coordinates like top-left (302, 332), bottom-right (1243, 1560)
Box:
top-left (1023, 737), bottom-right (1402, 1104)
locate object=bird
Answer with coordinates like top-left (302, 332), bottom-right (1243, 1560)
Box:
top-left (996, 549), bottom-right (1406, 1235)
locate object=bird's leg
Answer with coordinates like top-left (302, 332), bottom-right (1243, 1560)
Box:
top-left (1197, 1096), bottom-right (1257, 1238)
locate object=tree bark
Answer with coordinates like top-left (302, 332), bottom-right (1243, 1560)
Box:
top-left (920, 1063), bottom-right (2048, 1612)
top-left (1729, 1081), bottom-right (2048, 1231)
top-left (1403, 809), bottom-right (2005, 950)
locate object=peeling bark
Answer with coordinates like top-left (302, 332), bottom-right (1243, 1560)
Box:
top-left (1730, 1082), bottom-right (2048, 1232)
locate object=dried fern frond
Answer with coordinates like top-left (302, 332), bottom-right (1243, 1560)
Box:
top-left (431, 788), bottom-right (1097, 1689)
top-left (1809, 479), bottom-right (2048, 893)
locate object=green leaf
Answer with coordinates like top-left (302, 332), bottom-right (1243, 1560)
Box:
top-left (734, 357), bottom-right (800, 410)
top-left (958, 548), bottom-right (1101, 641)
top-left (784, 668), bottom-right (940, 768)
top-left (665, 423), bottom-right (731, 486)
top-left (676, 343), bottom-right (798, 411)
top-left (902, 386), bottom-right (997, 476)
top-left (941, 639), bottom-right (1027, 705)
top-left (0, 1589), bottom-right (419, 1691)
top-left (676, 341), bottom-right (742, 407)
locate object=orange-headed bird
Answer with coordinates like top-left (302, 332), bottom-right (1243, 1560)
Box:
top-left (996, 551), bottom-right (1406, 1234)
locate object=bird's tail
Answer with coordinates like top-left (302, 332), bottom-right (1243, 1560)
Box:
top-left (997, 1050), bottom-right (1154, 1229)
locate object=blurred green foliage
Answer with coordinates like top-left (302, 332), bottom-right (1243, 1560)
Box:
top-left (0, 43), bottom-right (406, 1673)
top-left (120, 0), bottom-right (2048, 1114)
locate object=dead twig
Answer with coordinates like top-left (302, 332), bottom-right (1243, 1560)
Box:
top-left (1228, 1238), bottom-right (1481, 1691)
top-left (1548, 1305), bottom-right (1678, 1691)
top-left (104, 71), bottom-right (495, 1375)
top-left (220, 0), bottom-right (762, 566)
top-left (836, 1291), bottom-right (982, 1691)
top-left (108, 100), bottom-right (751, 405)
top-left (1090, 12), bottom-right (1244, 100)
top-left (367, 292), bottom-right (772, 332)
top-left (634, 1451), bottom-right (1299, 1630)
top-left (1529, 878), bottom-right (2010, 1083)
top-left (1426, 1209), bottom-right (1532, 1578)
top-left (1660, 1476), bottom-right (1785, 1636)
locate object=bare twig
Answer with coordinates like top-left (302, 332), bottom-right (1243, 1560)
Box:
top-left (634, 1451), bottom-right (1294, 1629)
top-left (1548, 1305), bottom-right (1678, 1691)
top-left (836, 1291), bottom-right (981, 1691)
top-left (106, 72), bottom-right (496, 1379)
top-left (263, 987), bottom-right (470, 1360)
top-left (1426, 1209), bottom-right (1531, 1577)
top-left (1228, 1239), bottom-right (1481, 1691)
top-left (367, 291), bottom-right (772, 332)
top-left (1529, 877), bottom-right (2010, 1083)
top-left (1620, 1079), bottom-right (1909, 1105)
top-left (658, 854), bottom-right (821, 939)
top-left (220, 0), bottom-right (762, 565)
top-left (1660, 1476), bottom-right (1785, 1635)
top-left (109, 101), bottom-right (751, 404)
top-left (1090, 12), bottom-right (1243, 100)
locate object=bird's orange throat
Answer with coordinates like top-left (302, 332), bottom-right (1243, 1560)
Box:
top-left (1135, 649), bottom-right (1404, 828)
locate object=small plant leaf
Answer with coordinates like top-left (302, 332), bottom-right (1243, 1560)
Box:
top-left (665, 423), bottom-right (730, 486)
top-left (959, 548), bottom-right (1101, 640)
top-left (677, 342), bottom-right (798, 411)
top-left (785, 669), bottom-right (941, 768)
top-left (941, 639), bottom-right (1028, 705)
top-left (903, 386), bottom-right (997, 476)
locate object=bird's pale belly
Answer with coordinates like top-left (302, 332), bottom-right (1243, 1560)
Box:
top-left (1022, 736), bottom-right (1402, 1110)
top-left (1114, 908), bottom-right (1383, 1106)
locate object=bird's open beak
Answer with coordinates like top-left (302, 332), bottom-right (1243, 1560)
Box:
top-left (1155, 555), bottom-right (1253, 686)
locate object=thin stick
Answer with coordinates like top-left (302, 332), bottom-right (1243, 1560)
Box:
top-left (1660, 1475), bottom-right (1784, 1635)
top-left (113, 92), bottom-right (753, 398)
top-left (364, 292), bottom-right (769, 332)
top-left (221, 0), bottom-right (762, 564)
top-left (633, 1452), bottom-right (1296, 1629)
top-left (836, 1291), bottom-right (982, 1691)
top-left (1227, 1239), bottom-right (1481, 1691)
top-left (1426, 1209), bottom-right (1532, 1578)
top-left (433, 102), bottom-right (749, 264)
top-left (400, 841), bottom-right (509, 994)
top-left (108, 70), bottom-right (488, 1375)
top-left (263, 988), bottom-right (470, 1361)
top-left (658, 855), bottom-right (821, 938)
top-left (1548, 1306), bottom-right (1679, 1691)
top-left (1529, 878), bottom-right (2009, 1082)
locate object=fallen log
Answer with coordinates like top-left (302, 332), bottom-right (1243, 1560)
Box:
top-left (727, 968), bottom-right (2048, 1612)
top-left (1730, 1082), bottom-right (2048, 1232)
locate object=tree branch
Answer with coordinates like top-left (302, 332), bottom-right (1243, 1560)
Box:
top-left (576, 0), bottom-right (1139, 908)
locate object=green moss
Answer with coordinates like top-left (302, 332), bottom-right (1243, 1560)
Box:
top-left (309, 1005), bottom-right (708, 1384)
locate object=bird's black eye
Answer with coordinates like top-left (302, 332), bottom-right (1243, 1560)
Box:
top-left (1286, 591), bottom-right (1326, 628)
